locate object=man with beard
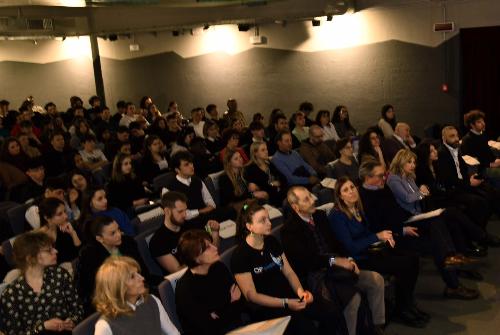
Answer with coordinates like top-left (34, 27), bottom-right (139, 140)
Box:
top-left (436, 125), bottom-right (500, 246)
top-left (149, 191), bottom-right (220, 275)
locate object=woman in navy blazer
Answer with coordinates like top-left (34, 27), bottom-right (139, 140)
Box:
top-left (328, 177), bottom-right (426, 328)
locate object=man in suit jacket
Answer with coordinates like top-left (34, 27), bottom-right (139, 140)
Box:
top-left (437, 126), bottom-right (500, 245)
top-left (281, 186), bottom-right (385, 335)
top-left (382, 122), bottom-right (416, 165)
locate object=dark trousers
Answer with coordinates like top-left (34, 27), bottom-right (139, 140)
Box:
top-left (357, 248), bottom-right (419, 310)
top-left (253, 297), bottom-right (348, 335)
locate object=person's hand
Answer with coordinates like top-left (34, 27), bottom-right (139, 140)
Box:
top-left (270, 180), bottom-right (281, 187)
top-left (62, 319), bottom-right (75, 331)
top-left (403, 226), bottom-right (419, 237)
top-left (419, 185), bottom-right (430, 196)
top-left (288, 299), bottom-right (307, 311)
top-left (376, 230), bottom-right (392, 242)
top-left (230, 284), bottom-right (241, 303)
top-left (297, 287), bottom-right (314, 304)
top-left (43, 318), bottom-right (65, 332)
top-left (309, 175), bottom-right (320, 185)
top-left (253, 191), bottom-right (269, 200)
top-left (491, 159), bottom-right (500, 168)
top-left (134, 198), bottom-right (148, 206)
top-left (470, 174), bottom-right (483, 187)
top-left (206, 220), bottom-right (220, 233)
top-left (377, 230), bottom-right (395, 248)
top-left (248, 183), bottom-right (259, 192)
top-left (59, 222), bottom-right (75, 235)
top-left (407, 135), bottom-right (416, 147)
top-left (68, 188), bottom-right (79, 204)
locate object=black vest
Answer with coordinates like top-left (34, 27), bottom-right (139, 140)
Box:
top-left (168, 176), bottom-right (206, 210)
top-left (106, 295), bottom-right (163, 335)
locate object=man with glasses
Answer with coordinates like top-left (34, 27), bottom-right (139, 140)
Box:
top-left (299, 125), bottom-right (336, 179)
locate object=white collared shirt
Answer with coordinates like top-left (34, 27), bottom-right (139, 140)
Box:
top-left (176, 175), bottom-right (216, 220)
top-left (94, 295), bottom-right (180, 335)
top-left (443, 142), bottom-right (463, 180)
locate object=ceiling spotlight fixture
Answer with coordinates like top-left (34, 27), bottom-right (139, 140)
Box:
top-left (172, 30), bottom-right (180, 37)
top-left (312, 19), bottom-right (321, 27)
top-left (203, 24), bottom-right (210, 30)
top-left (326, 15), bottom-right (333, 21)
top-left (238, 24), bottom-right (251, 32)
top-left (108, 34), bottom-right (118, 41)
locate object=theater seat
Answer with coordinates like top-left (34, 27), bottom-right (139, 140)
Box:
top-left (204, 170), bottom-right (224, 207)
top-left (158, 268), bottom-right (188, 332)
top-left (134, 228), bottom-right (164, 278)
top-left (7, 203), bottom-right (31, 235)
top-left (72, 312), bottom-right (100, 335)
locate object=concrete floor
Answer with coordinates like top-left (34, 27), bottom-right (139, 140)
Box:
top-left (387, 220), bottom-right (500, 335)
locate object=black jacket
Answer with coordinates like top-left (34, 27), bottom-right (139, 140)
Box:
top-left (435, 145), bottom-right (470, 192)
top-left (281, 210), bottom-right (343, 282)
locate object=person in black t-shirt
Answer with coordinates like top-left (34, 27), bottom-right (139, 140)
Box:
top-left (231, 203), bottom-right (343, 335)
top-left (149, 191), bottom-right (220, 275)
top-left (176, 229), bottom-right (243, 335)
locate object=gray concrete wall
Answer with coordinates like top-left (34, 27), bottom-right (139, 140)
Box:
top-left (100, 37), bottom-right (460, 136)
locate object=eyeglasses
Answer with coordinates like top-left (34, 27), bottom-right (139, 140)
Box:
top-left (371, 173), bottom-right (385, 179)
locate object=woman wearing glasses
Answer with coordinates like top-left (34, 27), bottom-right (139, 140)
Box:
top-left (0, 231), bottom-right (83, 334)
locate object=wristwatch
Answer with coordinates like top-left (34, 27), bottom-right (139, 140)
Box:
top-left (329, 256), bottom-right (336, 267)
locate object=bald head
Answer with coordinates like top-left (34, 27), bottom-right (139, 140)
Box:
top-left (442, 125), bottom-right (460, 148)
top-left (309, 125), bottom-right (324, 145)
top-left (287, 186), bottom-right (316, 216)
top-left (395, 122), bottom-right (411, 139)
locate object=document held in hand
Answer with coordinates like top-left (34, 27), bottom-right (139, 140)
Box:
top-left (404, 208), bottom-right (445, 223)
top-left (462, 155), bottom-right (480, 166)
top-left (218, 220), bottom-right (237, 239)
top-left (320, 178), bottom-right (337, 189)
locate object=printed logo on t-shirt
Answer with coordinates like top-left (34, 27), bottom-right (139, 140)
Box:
top-left (253, 253), bottom-right (283, 275)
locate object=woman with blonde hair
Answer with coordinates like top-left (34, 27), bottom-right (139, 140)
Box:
top-left (245, 141), bottom-right (284, 206)
top-left (218, 149), bottom-right (268, 208)
top-left (387, 149), bottom-right (482, 300)
top-left (93, 256), bottom-right (179, 335)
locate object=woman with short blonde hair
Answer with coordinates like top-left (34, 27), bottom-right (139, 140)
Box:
top-left (93, 256), bottom-right (179, 335)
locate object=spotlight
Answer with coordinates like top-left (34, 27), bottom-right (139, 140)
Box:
top-left (203, 24), bottom-right (210, 30)
top-left (172, 30), bottom-right (179, 37)
top-left (312, 19), bottom-right (321, 27)
top-left (238, 24), bottom-right (251, 32)
top-left (108, 34), bottom-right (118, 41)
top-left (326, 15), bottom-right (333, 21)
